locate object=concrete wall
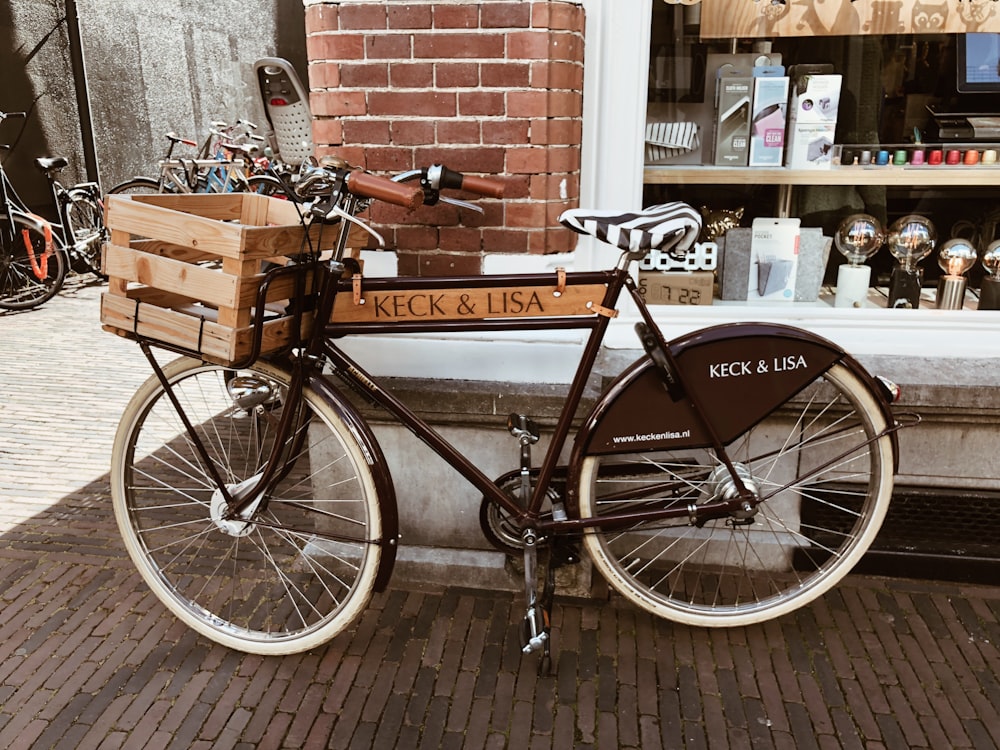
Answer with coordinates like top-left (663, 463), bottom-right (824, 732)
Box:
top-left (1, 0), bottom-right (306, 212)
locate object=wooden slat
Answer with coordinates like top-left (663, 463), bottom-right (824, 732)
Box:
top-left (123, 193), bottom-right (246, 221)
top-left (128, 238), bottom-right (217, 263)
top-left (100, 290), bottom-right (313, 366)
top-left (105, 194), bottom-right (301, 260)
top-left (239, 192), bottom-right (271, 226)
top-left (101, 290), bottom-right (235, 361)
top-left (103, 243), bottom-right (242, 308)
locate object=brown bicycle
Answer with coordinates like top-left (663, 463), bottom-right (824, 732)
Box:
top-left (108, 163), bottom-right (911, 661)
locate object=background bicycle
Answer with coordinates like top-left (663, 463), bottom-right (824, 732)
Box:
top-left (1, 110), bottom-right (105, 311)
top-left (108, 121), bottom-right (282, 197)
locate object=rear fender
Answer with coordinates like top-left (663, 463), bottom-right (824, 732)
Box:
top-left (567, 322), bottom-right (897, 505)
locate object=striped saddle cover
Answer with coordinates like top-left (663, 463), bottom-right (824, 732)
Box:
top-left (559, 202), bottom-right (702, 259)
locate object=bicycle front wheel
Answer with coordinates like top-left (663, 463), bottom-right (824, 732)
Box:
top-left (0, 214), bottom-right (67, 310)
top-left (111, 357), bottom-right (385, 654)
top-left (578, 362), bottom-right (894, 627)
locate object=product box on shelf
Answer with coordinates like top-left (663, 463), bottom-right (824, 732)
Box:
top-left (748, 218), bottom-right (800, 300)
top-left (785, 65), bottom-right (842, 169)
top-left (713, 65), bottom-right (753, 166)
top-left (748, 65), bottom-right (788, 167)
top-left (719, 226), bottom-right (831, 302)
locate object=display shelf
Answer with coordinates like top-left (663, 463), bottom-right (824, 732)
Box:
top-left (643, 165), bottom-right (1000, 187)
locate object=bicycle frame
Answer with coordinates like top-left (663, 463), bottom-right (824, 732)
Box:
top-left (312, 266), bottom-right (901, 533)
top-left (0, 160), bottom-right (57, 253)
top-left (155, 157), bottom-right (248, 193)
top-left (1, 154), bottom-right (99, 254)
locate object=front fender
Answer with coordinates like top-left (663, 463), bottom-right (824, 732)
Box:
top-left (309, 374), bottom-right (399, 593)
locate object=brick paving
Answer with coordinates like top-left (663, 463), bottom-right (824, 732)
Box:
top-left (3, 279), bottom-right (1000, 749)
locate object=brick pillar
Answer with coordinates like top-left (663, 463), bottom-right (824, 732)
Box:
top-left (305, 0), bottom-right (585, 275)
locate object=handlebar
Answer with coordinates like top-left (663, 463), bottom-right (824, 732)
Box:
top-left (424, 164), bottom-right (505, 198)
top-left (296, 163), bottom-right (498, 212)
top-left (344, 170), bottom-right (424, 210)
top-left (165, 132), bottom-right (198, 148)
top-left (0, 111), bottom-right (27, 122)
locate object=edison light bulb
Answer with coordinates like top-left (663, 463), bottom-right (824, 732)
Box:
top-left (886, 215), bottom-right (935, 309)
top-left (833, 214), bottom-right (883, 308)
top-left (979, 239), bottom-right (1000, 309)
top-left (936, 238), bottom-right (976, 310)
top-left (887, 215), bottom-right (935, 271)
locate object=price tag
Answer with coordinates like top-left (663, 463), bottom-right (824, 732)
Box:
top-left (638, 271), bottom-right (714, 306)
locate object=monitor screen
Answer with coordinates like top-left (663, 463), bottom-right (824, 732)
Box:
top-left (958, 33), bottom-right (1000, 94)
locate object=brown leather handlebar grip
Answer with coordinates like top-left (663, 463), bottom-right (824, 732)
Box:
top-left (459, 174), bottom-right (505, 199)
top-left (345, 171), bottom-right (423, 210)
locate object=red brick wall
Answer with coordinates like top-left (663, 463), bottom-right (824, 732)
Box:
top-left (304, 1), bottom-right (585, 275)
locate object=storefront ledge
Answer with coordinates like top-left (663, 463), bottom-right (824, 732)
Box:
top-left (860, 355), bottom-right (1000, 415)
top-left (390, 545), bottom-right (594, 599)
top-left (391, 546), bottom-right (518, 592)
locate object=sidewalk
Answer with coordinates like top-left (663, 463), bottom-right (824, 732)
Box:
top-left (2, 280), bottom-right (1000, 749)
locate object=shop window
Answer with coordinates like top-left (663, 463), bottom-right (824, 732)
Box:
top-left (643, 4), bottom-right (1000, 309)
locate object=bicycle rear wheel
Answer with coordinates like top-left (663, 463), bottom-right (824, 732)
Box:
top-left (64, 188), bottom-right (105, 275)
top-left (577, 362), bottom-right (894, 627)
top-left (107, 177), bottom-right (162, 195)
top-left (0, 214), bottom-right (67, 310)
top-left (111, 357), bottom-right (385, 654)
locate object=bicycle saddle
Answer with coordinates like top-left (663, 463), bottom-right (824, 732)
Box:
top-left (35, 156), bottom-right (68, 172)
top-left (559, 201), bottom-right (701, 259)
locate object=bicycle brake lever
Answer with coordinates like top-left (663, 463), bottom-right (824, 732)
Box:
top-left (323, 204), bottom-right (385, 248)
top-left (438, 195), bottom-right (484, 214)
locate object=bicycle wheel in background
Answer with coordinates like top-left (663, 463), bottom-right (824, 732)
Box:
top-left (110, 357), bottom-right (385, 655)
top-left (247, 174), bottom-right (292, 199)
top-left (64, 188), bottom-right (106, 275)
top-left (577, 362), bottom-right (894, 627)
top-left (107, 177), bottom-right (162, 195)
top-left (0, 214), bottom-right (67, 310)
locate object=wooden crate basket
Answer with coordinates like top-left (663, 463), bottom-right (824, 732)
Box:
top-left (100, 193), bottom-right (323, 366)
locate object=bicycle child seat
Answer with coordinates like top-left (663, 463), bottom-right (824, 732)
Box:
top-left (559, 201), bottom-right (701, 260)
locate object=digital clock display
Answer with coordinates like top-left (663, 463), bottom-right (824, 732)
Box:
top-left (638, 271), bottom-right (714, 306)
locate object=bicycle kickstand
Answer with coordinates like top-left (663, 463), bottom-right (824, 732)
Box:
top-left (510, 412), bottom-right (554, 674)
top-left (521, 529), bottom-right (553, 675)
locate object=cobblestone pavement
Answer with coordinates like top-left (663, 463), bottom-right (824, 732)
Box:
top-left (3, 280), bottom-right (1000, 749)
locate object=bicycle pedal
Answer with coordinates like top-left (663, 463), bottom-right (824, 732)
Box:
top-left (507, 413), bottom-right (540, 444)
top-left (520, 605), bottom-right (550, 655)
